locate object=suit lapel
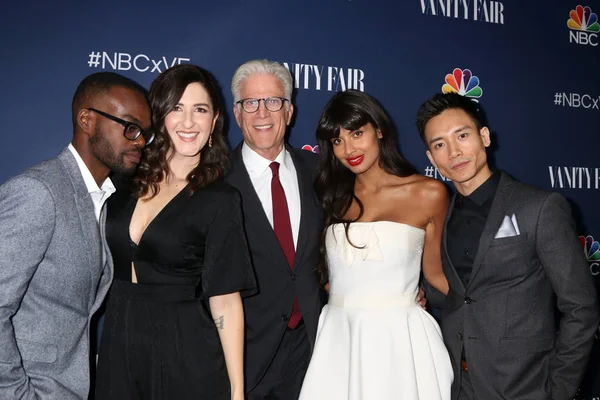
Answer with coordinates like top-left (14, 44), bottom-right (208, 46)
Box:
top-left (468, 172), bottom-right (516, 287)
top-left (443, 193), bottom-right (466, 294)
top-left (287, 145), bottom-right (315, 270)
top-left (228, 144), bottom-right (291, 273)
top-left (91, 205), bottom-right (114, 314)
top-left (58, 149), bottom-right (102, 307)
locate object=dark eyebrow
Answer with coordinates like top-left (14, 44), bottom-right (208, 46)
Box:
top-left (452, 125), bottom-right (471, 134)
top-left (428, 125), bottom-right (472, 146)
top-left (174, 102), bottom-right (212, 109)
top-left (121, 114), bottom-right (152, 130)
top-left (428, 136), bottom-right (442, 146)
top-left (122, 114), bottom-right (143, 125)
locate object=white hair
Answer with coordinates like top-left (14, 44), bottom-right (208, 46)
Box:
top-left (231, 59), bottom-right (293, 107)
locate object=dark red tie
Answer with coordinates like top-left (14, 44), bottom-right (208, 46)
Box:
top-left (270, 162), bottom-right (302, 329)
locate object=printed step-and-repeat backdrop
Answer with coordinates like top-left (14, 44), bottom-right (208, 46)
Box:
top-left (1, 1), bottom-right (599, 397)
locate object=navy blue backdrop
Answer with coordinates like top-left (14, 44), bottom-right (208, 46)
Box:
top-left (1, 1), bottom-right (599, 397)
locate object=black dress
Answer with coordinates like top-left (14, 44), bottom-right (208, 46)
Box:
top-left (95, 179), bottom-right (256, 400)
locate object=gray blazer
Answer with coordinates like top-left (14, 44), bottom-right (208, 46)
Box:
top-left (0, 148), bottom-right (113, 399)
top-left (428, 172), bottom-right (599, 400)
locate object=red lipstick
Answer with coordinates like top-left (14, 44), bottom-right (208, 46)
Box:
top-left (347, 155), bottom-right (364, 166)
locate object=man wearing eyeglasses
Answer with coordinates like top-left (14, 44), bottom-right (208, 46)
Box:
top-left (0, 72), bottom-right (152, 399)
top-left (226, 59), bottom-right (324, 400)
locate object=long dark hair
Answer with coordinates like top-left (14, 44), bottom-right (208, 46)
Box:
top-left (314, 89), bottom-right (416, 283)
top-left (134, 64), bottom-right (228, 198)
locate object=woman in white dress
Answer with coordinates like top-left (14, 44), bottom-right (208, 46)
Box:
top-left (299, 90), bottom-right (453, 400)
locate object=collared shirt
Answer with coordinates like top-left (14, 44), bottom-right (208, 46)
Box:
top-left (68, 144), bottom-right (116, 223)
top-left (447, 171), bottom-right (501, 287)
top-left (242, 143), bottom-right (301, 248)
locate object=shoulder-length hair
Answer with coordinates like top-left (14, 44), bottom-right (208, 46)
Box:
top-left (314, 89), bottom-right (416, 283)
top-left (134, 64), bottom-right (228, 198)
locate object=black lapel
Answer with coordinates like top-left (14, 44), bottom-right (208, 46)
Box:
top-left (468, 172), bottom-right (516, 286)
top-left (227, 144), bottom-right (290, 272)
top-left (443, 193), bottom-right (466, 294)
top-left (287, 145), bottom-right (317, 270)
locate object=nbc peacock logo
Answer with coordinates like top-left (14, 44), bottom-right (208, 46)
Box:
top-left (580, 235), bottom-right (600, 261)
top-left (441, 68), bottom-right (483, 100)
top-left (568, 5), bottom-right (600, 32)
top-left (302, 144), bottom-right (319, 154)
top-left (567, 5), bottom-right (599, 46)
top-left (580, 235), bottom-right (600, 276)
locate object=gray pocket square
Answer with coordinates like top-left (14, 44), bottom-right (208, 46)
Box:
top-left (495, 214), bottom-right (520, 239)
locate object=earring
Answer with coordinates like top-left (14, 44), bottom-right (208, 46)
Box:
top-left (208, 134), bottom-right (213, 148)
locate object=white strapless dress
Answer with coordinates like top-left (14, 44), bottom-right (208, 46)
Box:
top-left (299, 221), bottom-right (453, 400)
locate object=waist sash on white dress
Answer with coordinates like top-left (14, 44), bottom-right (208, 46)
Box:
top-left (328, 292), bottom-right (417, 309)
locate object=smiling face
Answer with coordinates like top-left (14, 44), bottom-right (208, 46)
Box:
top-left (424, 108), bottom-right (492, 195)
top-left (331, 122), bottom-right (383, 175)
top-left (233, 73), bottom-right (293, 161)
top-left (164, 82), bottom-right (218, 163)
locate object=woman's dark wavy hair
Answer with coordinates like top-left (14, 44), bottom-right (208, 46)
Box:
top-left (314, 89), bottom-right (416, 283)
top-left (134, 64), bottom-right (228, 198)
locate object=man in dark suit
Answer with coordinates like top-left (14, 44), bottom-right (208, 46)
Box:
top-left (226, 59), bottom-right (323, 400)
top-left (0, 72), bottom-right (152, 399)
top-left (416, 93), bottom-right (598, 400)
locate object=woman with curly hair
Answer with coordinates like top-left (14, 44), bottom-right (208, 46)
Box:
top-left (96, 64), bottom-right (256, 400)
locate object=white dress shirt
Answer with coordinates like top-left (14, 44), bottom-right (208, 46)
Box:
top-left (68, 144), bottom-right (116, 222)
top-left (68, 144), bottom-right (116, 267)
top-left (242, 143), bottom-right (301, 248)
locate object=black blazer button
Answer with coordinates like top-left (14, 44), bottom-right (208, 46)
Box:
top-left (281, 314), bottom-right (289, 321)
top-left (464, 297), bottom-right (472, 304)
top-left (292, 274), bottom-right (298, 281)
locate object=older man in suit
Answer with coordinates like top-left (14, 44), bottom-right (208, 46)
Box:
top-left (0, 72), bottom-right (152, 399)
top-left (226, 59), bottom-right (323, 400)
top-left (416, 92), bottom-right (598, 400)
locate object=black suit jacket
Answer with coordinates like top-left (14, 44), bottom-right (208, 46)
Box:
top-left (226, 143), bottom-right (324, 391)
top-left (427, 172), bottom-right (598, 400)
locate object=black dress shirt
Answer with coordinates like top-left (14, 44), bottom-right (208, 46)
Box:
top-left (447, 172), bottom-right (501, 288)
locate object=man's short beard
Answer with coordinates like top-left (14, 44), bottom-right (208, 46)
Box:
top-left (116, 166), bottom-right (137, 177)
top-left (90, 128), bottom-right (137, 175)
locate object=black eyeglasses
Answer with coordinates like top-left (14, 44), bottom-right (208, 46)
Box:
top-left (236, 97), bottom-right (289, 113)
top-left (87, 108), bottom-right (155, 145)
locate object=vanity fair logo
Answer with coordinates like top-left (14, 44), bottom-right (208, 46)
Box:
top-left (420, 0), bottom-right (505, 24)
top-left (580, 235), bottom-right (600, 276)
top-left (442, 68), bottom-right (483, 100)
top-left (87, 51), bottom-right (191, 73)
top-left (548, 166), bottom-right (600, 189)
top-left (568, 5), bottom-right (600, 46)
top-left (281, 62), bottom-right (365, 92)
